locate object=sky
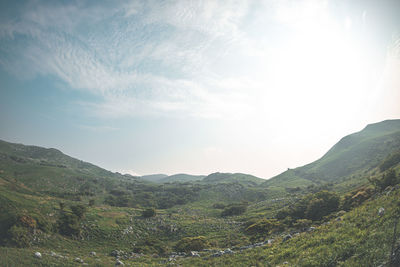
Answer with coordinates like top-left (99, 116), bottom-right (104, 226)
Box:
top-left (0, 0), bottom-right (399, 178)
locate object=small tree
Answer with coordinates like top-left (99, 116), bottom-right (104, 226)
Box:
top-left (88, 199), bottom-right (95, 207)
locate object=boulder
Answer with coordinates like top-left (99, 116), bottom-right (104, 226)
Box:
top-left (34, 252), bottom-right (42, 259)
top-left (224, 248), bottom-right (234, 254)
top-left (378, 207), bottom-right (385, 217)
top-left (115, 259), bottom-right (125, 266)
top-left (90, 251), bottom-right (96, 256)
top-left (74, 257), bottom-right (83, 263)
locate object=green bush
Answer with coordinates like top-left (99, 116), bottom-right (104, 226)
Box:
top-left (142, 208), bottom-right (156, 218)
top-left (71, 204), bottom-right (86, 219)
top-left (293, 219), bottom-right (312, 230)
top-left (175, 236), bottom-right (209, 252)
top-left (245, 219), bottom-right (283, 235)
top-left (221, 204), bottom-right (247, 217)
top-left (341, 187), bottom-right (373, 211)
top-left (369, 169), bottom-right (399, 190)
top-left (276, 190), bottom-right (339, 222)
top-left (57, 213), bottom-right (81, 237)
top-left (7, 225), bottom-right (31, 248)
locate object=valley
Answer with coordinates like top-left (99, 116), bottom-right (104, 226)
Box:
top-left (1, 120), bottom-right (400, 266)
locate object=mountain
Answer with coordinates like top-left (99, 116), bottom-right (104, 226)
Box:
top-left (159, 174), bottom-right (205, 183)
top-left (140, 174), bottom-right (168, 183)
top-left (202, 172), bottom-right (265, 186)
top-left (263, 119), bottom-right (400, 189)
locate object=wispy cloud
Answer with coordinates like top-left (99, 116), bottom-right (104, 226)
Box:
top-left (0, 0), bottom-right (260, 119)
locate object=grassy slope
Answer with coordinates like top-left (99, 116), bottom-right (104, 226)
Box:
top-left (263, 119), bottom-right (400, 189)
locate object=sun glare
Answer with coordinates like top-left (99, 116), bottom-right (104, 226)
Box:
top-left (260, 9), bottom-right (375, 127)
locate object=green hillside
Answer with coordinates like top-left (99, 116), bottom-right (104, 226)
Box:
top-left (263, 119), bottom-right (400, 189)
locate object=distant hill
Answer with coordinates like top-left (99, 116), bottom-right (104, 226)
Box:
top-left (202, 172), bottom-right (265, 186)
top-left (263, 119), bottom-right (400, 189)
top-left (0, 139), bottom-right (139, 195)
top-left (140, 174), bottom-right (168, 183)
top-left (160, 174), bottom-right (205, 183)
top-left (140, 174), bottom-right (205, 183)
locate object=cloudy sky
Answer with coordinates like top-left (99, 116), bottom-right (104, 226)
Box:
top-left (0, 0), bottom-right (399, 178)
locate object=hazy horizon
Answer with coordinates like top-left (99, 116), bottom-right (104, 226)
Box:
top-left (1, 0), bottom-right (400, 178)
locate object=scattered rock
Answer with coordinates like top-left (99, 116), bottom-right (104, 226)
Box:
top-left (50, 251), bottom-right (57, 257)
top-left (378, 207), bottom-right (385, 217)
top-left (224, 248), bottom-right (234, 254)
top-left (34, 252), bottom-right (42, 259)
top-left (74, 257), bottom-right (84, 263)
top-left (115, 259), bottom-right (125, 266)
top-left (190, 251), bottom-right (200, 257)
top-left (211, 251), bottom-right (225, 257)
top-left (283, 234), bottom-right (292, 242)
top-left (111, 250), bottom-right (119, 257)
top-left (307, 227), bottom-right (316, 232)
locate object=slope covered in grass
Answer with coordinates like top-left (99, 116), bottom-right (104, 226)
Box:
top-left (263, 119), bottom-right (400, 189)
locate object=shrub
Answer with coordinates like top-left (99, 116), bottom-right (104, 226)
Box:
top-left (57, 213), bottom-right (81, 237)
top-left (245, 219), bottom-right (283, 235)
top-left (212, 203), bottom-right (226, 209)
top-left (341, 188), bottom-right (373, 211)
top-left (369, 169), bottom-right (399, 190)
top-left (275, 190), bottom-right (339, 222)
top-left (142, 208), bottom-right (156, 218)
top-left (293, 219), bottom-right (312, 230)
top-left (221, 204), bottom-right (247, 217)
top-left (175, 236), bottom-right (209, 252)
top-left (7, 225), bottom-right (32, 247)
top-left (71, 204), bottom-right (87, 219)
